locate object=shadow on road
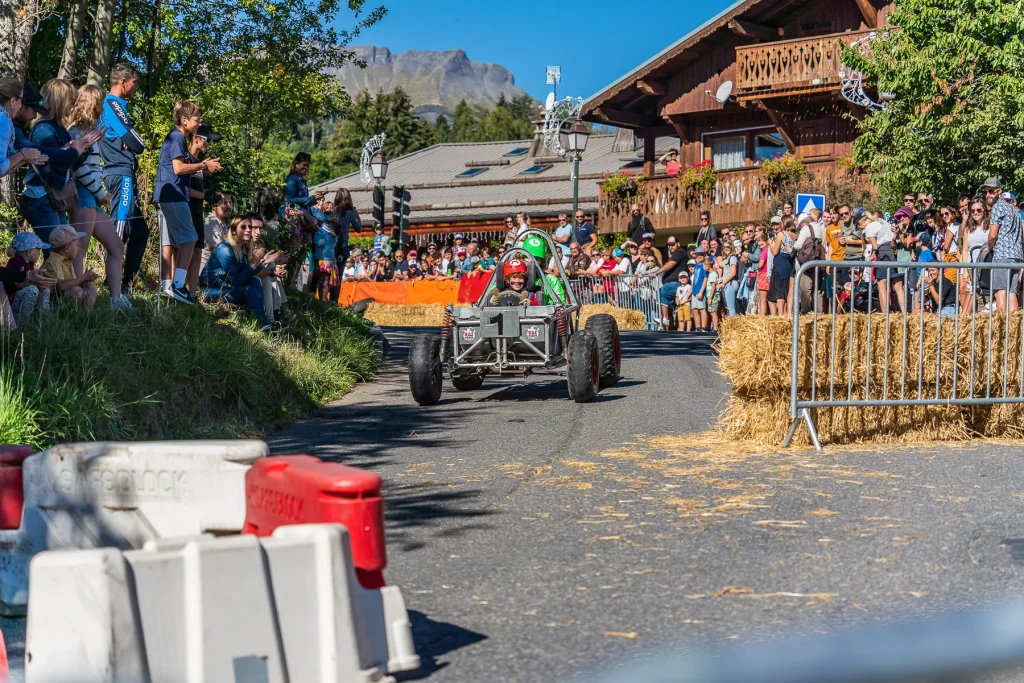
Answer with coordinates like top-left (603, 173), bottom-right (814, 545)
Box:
top-left (395, 610), bottom-right (488, 681)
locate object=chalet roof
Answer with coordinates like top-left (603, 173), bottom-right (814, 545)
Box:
top-left (310, 133), bottom-right (678, 227)
top-left (579, 0), bottom-right (862, 128)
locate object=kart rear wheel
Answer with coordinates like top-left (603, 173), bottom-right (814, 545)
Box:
top-left (409, 335), bottom-right (443, 406)
top-left (585, 313), bottom-right (621, 388)
top-left (451, 373), bottom-right (484, 391)
top-left (567, 330), bottom-right (599, 403)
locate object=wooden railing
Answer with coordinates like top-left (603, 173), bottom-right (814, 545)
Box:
top-left (597, 161), bottom-right (843, 234)
top-left (734, 30), bottom-right (873, 99)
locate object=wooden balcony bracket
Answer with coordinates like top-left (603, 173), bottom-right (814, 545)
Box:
top-left (854, 0), bottom-right (878, 28)
top-left (754, 99), bottom-right (797, 152)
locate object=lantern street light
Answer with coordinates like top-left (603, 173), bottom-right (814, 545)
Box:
top-left (370, 152), bottom-right (388, 183)
top-left (565, 118), bottom-right (590, 231)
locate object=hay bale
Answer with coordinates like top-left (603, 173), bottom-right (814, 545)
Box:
top-left (720, 311), bottom-right (1024, 401)
top-left (363, 303), bottom-right (445, 327)
top-left (719, 393), bottom-right (975, 447)
top-left (579, 304), bottom-right (647, 331)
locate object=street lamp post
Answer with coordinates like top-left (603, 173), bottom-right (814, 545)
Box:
top-left (565, 118), bottom-right (590, 231)
top-left (371, 151), bottom-right (389, 242)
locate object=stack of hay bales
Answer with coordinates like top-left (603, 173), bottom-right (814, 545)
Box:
top-left (362, 303), bottom-right (647, 330)
top-left (717, 312), bottom-right (1024, 446)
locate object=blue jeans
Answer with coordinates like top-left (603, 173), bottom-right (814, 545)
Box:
top-left (659, 281), bottom-right (681, 306)
top-left (939, 304), bottom-right (957, 318)
top-left (723, 280), bottom-right (739, 316)
top-left (203, 280), bottom-right (271, 328)
top-left (18, 195), bottom-right (66, 255)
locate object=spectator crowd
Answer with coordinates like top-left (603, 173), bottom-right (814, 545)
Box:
top-left (3, 66), bottom-right (1023, 336)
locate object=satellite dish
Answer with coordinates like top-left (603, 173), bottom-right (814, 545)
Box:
top-left (714, 81), bottom-right (735, 104)
top-left (544, 92), bottom-right (556, 111)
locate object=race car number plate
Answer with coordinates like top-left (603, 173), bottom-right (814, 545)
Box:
top-left (479, 308), bottom-right (521, 338)
top-left (525, 326), bottom-right (541, 340)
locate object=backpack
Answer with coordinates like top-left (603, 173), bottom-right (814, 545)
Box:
top-left (796, 227), bottom-right (824, 265)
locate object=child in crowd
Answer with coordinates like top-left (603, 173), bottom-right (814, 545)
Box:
top-left (5, 232), bottom-right (52, 321)
top-left (372, 223), bottom-right (387, 254)
top-left (480, 247), bottom-right (496, 271)
top-left (312, 218), bottom-right (338, 301)
top-left (42, 226), bottom-right (99, 309)
top-left (706, 259), bottom-right (722, 332)
top-left (675, 271), bottom-right (692, 332)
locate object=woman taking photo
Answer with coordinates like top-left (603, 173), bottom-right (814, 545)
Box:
top-left (0, 78), bottom-right (47, 177)
top-left (959, 198), bottom-right (990, 313)
top-left (282, 152), bottom-right (324, 251)
top-left (21, 79), bottom-right (102, 244)
top-left (67, 84), bottom-right (129, 308)
top-left (768, 217), bottom-right (797, 316)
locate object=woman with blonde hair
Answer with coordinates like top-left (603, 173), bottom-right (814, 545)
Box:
top-left (67, 84), bottom-right (129, 308)
top-left (200, 215), bottom-right (279, 330)
top-left (21, 78), bottom-right (102, 245)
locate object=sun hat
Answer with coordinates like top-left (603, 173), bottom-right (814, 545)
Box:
top-left (454, 233), bottom-right (465, 240)
top-left (641, 232), bottom-right (655, 241)
top-left (770, 215), bottom-right (782, 225)
top-left (456, 246), bottom-right (467, 255)
top-left (693, 247), bottom-right (708, 254)
top-left (11, 231), bottom-right (49, 252)
top-left (46, 225), bottom-right (87, 249)
top-left (981, 176), bottom-right (1003, 189)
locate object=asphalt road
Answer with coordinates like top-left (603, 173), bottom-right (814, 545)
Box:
top-left (5, 328), bottom-right (1024, 682)
top-left (267, 328), bottom-right (1024, 682)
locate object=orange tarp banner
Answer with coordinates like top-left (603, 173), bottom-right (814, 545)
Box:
top-left (337, 280), bottom-right (464, 306)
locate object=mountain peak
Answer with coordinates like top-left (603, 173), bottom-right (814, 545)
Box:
top-left (328, 45), bottom-right (535, 118)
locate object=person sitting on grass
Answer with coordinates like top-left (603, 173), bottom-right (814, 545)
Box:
top-left (41, 225), bottom-right (99, 310)
top-left (249, 214), bottom-right (293, 328)
top-left (200, 216), bottom-right (280, 331)
top-left (5, 231), bottom-right (54, 322)
top-left (489, 259), bottom-right (531, 306)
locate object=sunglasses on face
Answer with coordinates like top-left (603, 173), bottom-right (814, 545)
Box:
top-left (971, 209), bottom-right (986, 214)
top-left (840, 211), bottom-right (851, 217)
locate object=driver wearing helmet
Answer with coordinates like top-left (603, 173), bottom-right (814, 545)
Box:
top-left (490, 259), bottom-right (532, 306)
top-left (520, 235), bottom-right (567, 304)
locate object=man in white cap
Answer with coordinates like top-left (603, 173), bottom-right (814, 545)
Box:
top-left (983, 176), bottom-right (1023, 313)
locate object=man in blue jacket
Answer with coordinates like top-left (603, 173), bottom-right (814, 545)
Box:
top-left (99, 63), bottom-right (149, 292)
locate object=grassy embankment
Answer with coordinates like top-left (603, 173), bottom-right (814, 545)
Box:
top-left (0, 291), bottom-right (379, 449)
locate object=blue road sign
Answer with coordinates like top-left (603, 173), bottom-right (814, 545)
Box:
top-left (795, 193), bottom-right (826, 215)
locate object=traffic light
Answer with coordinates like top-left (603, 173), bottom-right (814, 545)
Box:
top-left (372, 185), bottom-right (385, 227)
top-left (400, 187), bottom-right (411, 231)
top-left (391, 185), bottom-right (403, 229)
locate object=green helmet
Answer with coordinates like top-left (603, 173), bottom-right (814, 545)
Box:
top-left (522, 235), bottom-right (547, 259)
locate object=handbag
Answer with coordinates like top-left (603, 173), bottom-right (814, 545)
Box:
top-left (32, 166), bottom-right (78, 213)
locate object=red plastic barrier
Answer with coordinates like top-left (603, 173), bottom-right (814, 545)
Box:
top-left (0, 626), bottom-right (8, 683)
top-left (243, 456), bottom-right (387, 589)
top-left (0, 445), bottom-right (33, 530)
top-left (457, 270), bottom-right (490, 304)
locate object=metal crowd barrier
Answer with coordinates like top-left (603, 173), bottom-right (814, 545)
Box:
top-left (785, 259), bottom-right (1024, 450)
top-left (568, 274), bottom-right (663, 330)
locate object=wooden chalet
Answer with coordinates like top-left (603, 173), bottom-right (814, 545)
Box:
top-left (581, 0), bottom-right (894, 237)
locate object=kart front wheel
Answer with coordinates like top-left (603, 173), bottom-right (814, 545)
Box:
top-left (585, 313), bottom-right (621, 388)
top-left (567, 330), bottom-right (599, 403)
top-left (409, 334), bottom-right (443, 406)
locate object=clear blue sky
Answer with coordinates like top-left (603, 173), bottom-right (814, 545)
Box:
top-left (334, 0), bottom-right (738, 103)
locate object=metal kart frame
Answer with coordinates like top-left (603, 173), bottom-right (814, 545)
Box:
top-left (446, 230), bottom-right (580, 374)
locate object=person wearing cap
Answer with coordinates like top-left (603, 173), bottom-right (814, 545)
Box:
top-left (20, 79), bottom-right (104, 249)
top-left (453, 233), bottom-right (465, 249)
top-left (454, 246), bottom-right (473, 275)
top-left (100, 63), bottom-right (152, 292)
top-left (153, 100), bottom-right (223, 304)
top-left (688, 247), bottom-right (709, 331)
top-left (640, 232), bottom-right (663, 267)
top-left (4, 231), bottom-right (56, 322)
top-left (0, 78), bottom-right (49, 178)
top-left (41, 225), bottom-right (99, 309)
top-left (982, 176), bottom-right (1024, 313)
top-left (656, 236), bottom-right (690, 329)
top-left (180, 121), bottom-right (221, 294)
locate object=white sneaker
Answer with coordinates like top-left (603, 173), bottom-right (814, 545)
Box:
top-left (110, 294), bottom-right (133, 311)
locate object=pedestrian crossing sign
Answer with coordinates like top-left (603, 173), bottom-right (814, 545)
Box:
top-left (795, 193), bottom-right (826, 215)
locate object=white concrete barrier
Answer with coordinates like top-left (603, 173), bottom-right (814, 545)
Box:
top-left (24, 524), bottom-right (419, 682)
top-left (0, 440), bottom-right (267, 615)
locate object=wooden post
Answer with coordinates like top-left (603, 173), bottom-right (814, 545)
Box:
top-left (643, 132), bottom-right (656, 177)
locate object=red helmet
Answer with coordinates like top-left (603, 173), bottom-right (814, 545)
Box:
top-left (503, 259), bottom-right (528, 277)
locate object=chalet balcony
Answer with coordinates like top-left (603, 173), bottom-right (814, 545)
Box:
top-left (734, 30), bottom-right (874, 101)
top-left (597, 161), bottom-right (839, 234)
